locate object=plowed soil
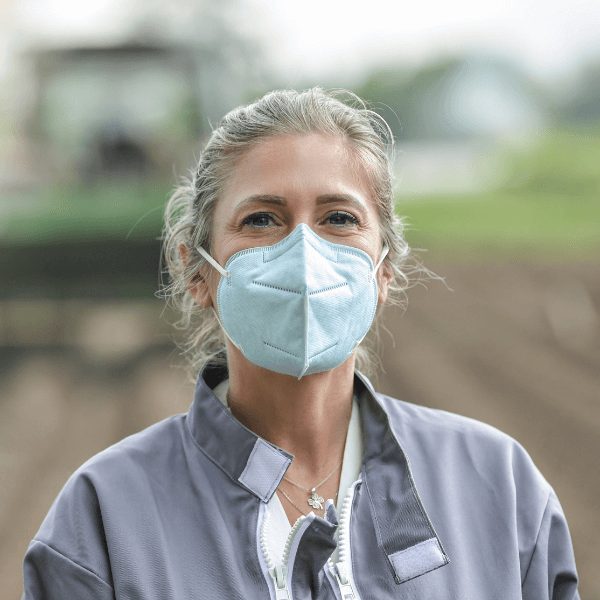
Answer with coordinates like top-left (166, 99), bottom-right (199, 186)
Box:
top-left (1, 259), bottom-right (598, 599)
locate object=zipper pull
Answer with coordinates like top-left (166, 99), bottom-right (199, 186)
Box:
top-left (268, 565), bottom-right (290, 600)
top-left (330, 563), bottom-right (357, 600)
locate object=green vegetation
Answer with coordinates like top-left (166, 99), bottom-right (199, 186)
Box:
top-left (399, 190), bottom-right (599, 261)
top-left (2, 181), bottom-right (169, 245)
top-left (2, 128), bottom-right (599, 261)
top-left (397, 128), bottom-right (600, 260)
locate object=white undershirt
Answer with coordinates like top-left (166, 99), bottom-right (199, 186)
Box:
top-left (213, 379), bottom-right (363, 565)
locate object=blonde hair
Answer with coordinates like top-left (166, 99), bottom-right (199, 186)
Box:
top-left (161, 87), bottom-right (426, 377)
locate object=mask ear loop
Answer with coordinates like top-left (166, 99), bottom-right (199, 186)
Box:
top-left (373, 243), bottom-right (389, 274)
top-left (195, 246), bottom-right (242, 352)
top-left (369, 244), bottom-right (389, 283)
top-left (356, 243), bottom-right (390, 354)
top-left (196, 246), bottom-right (231, 278)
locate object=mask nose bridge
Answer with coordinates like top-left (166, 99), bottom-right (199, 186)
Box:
top-left (295, 234), bottom-right (311, 378)
top-left (262, 223), bottom-right (338, 265)
top-left (284, 227), bottom-right (319, 379)
top-left (293, 235), bottom-right (341, 379)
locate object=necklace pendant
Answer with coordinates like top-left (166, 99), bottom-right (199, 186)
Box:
top-left (308, 489), bottom-right (324, 510)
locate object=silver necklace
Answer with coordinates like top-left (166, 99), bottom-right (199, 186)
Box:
top-left (282, 460), bottom-right (342, 511)
top-left (226, 389), bottom-right (343, 511)
top-left (279, 488), bottom-right (339, 516)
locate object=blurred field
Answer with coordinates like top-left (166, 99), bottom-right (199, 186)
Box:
top-left (2, 7), bottom-right (600, 598)
top-left (3, 128), bottom-right (600, 250)
top-left (397, 128), bottom-right (600, 259)
top-left (1, 110), bottom-right (599, 600)
top-left (1, 254), bottom-right (599, 599)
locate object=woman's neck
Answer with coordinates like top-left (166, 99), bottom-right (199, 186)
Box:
top-left (225, 344), bottom-right (355, 483)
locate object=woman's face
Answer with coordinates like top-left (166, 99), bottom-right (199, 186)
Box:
top-left (191, 133), bottom-right (393, 308)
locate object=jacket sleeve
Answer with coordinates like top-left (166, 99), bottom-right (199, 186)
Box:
top-left (22, 468), bottom-right (116, 600)
top-left (23, 540), bottom-right (115, 600)
top-left (521, 490), bottom-right (580, 600)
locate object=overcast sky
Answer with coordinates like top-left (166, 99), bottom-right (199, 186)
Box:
top-left (12, 0), bottom-right (600, 85)
top-left (247, 0), bottom-right (600, 85)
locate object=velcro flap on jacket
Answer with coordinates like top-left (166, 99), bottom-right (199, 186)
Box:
top-left (389, 538), bottom-right (448, 583)
top-left (238, 438), bottom-right (291, 502)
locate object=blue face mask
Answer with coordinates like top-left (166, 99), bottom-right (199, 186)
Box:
top-left (198, 224), bottom-right (388, 379)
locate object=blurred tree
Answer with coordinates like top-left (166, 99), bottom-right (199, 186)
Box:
top-left (354, 55), bottom-right (546, 142)
top-left (553, 61), bottom-right (600, 127)
top-left (353, 60), bottom-right (457, 141)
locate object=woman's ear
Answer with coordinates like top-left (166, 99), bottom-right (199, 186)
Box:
top-left (179, 243), bottom-right (214, 308)
top-left (377, 260), bottom-right (394, 304)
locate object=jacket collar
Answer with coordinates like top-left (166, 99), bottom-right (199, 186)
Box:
top-left (186, 362), bottom-right (293, 503)
top-left (187, 363), bottom-right (448, 583)
top-left (354, 372), bottom-right (450, 582)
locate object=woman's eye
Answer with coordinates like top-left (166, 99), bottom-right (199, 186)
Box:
top-left (242, 212), bottom-right (274, 228)
top-left (326, 211), bottom-right (359, 227)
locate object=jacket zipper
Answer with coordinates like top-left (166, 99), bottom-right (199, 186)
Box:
top-left (259, 506), bottom-right (311, 600)
top-left (326, 480), bottom-right (361, 600)
top-left (258, 480), bottom-right (362, 600)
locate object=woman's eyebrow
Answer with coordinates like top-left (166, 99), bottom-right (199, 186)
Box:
top-left (316, 194), bottom-right (367, 209)
top-left (234, 195), bottom-right (287, 209)
top-left (233, 193), bottom-right (367, 210)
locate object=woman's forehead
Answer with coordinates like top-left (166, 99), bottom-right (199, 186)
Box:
top-left (222, 133), bottom-right (375, 209)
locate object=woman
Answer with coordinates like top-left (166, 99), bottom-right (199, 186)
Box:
top-left (23, 88), bottom-right (579, 599)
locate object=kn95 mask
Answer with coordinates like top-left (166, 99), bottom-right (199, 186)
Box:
top-left (197, 223), bottom-right (388, 379)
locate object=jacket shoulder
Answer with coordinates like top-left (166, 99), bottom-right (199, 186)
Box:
top-left (375, 392), bottom-right (551, 494)
top-left (378, 392), bottom-right (523, 446)
top-left (30, 414), bottom-right (188, 573)
top-left (78, 412), bottom-right (188, 477)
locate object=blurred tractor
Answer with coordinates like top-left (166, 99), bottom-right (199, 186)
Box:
top-left (28, 42), bottom-right (202, 184)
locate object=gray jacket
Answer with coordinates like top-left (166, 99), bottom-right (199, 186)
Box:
top-left (23, 364), bottom-right (579, 599)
